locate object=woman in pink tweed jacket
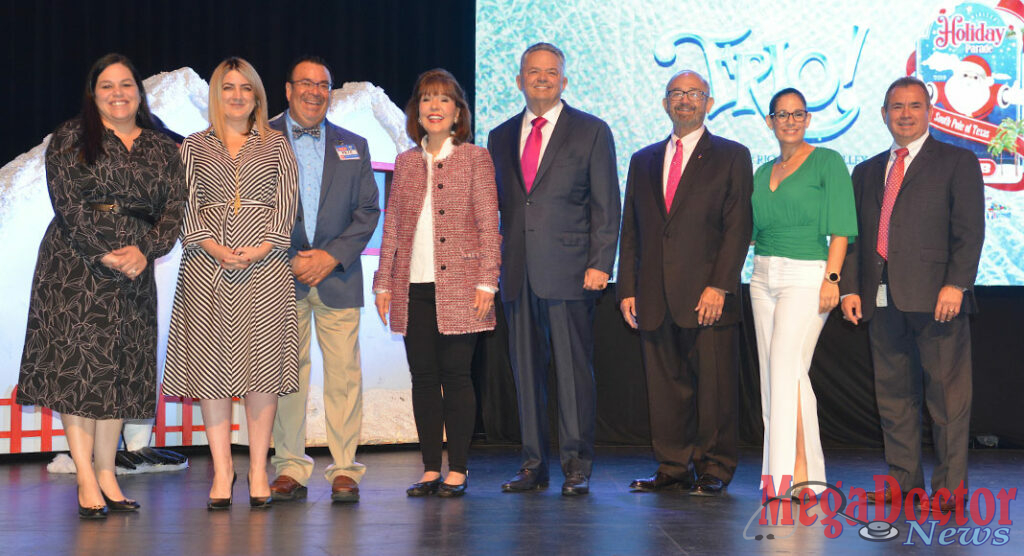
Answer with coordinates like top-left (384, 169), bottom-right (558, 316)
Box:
top-left (373, 69), bottom-right (500, 498)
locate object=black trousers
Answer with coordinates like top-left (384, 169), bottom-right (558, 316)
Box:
top-left (869, 305), bottom-right (972, 494)
top-left (403, 283), bottom-right (478, 473)
top-left (638, 317), bottom-right (739, 483)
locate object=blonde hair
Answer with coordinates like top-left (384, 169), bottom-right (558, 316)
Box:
top-left (207, 57), bottom-right (272, 142)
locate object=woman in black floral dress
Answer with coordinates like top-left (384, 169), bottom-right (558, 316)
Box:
top-left (16, 53), bottom-right (186, 518)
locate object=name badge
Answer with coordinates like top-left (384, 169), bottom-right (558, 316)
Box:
top-left (876, 283), bottom-right (888, 308)
top-left (336, 144), bottom-right (360, 160)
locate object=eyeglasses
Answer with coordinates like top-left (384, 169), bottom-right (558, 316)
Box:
top-left (770, 110), bottom-right (808, 122)
top-left (666, 89), bottom-right (709, 102)
top-left (291, 79), bottom-right (332, 92)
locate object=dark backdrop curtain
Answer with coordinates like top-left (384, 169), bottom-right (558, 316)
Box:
top-left (0, 0), bottom-right (477, 164)
top-left (474, 284), bottom-right (1024, 449)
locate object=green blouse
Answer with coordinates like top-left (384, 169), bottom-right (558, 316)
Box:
top-left (752, 147), bottom-right (858, 261)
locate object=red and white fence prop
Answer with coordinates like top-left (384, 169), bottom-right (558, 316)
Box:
top-left (1, 383), bottom-right (244, 454)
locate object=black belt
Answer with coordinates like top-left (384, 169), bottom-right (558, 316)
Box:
top-left (87, 202), bottom-right (156, 226)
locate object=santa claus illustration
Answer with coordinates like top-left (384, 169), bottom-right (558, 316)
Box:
top-left (932, 55), bottom-right (1001, 118)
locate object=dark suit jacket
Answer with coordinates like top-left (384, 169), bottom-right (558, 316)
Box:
top-left (487, 102), bottom-right (620, 301)
top-left (617, 130), bottom-right (753, 330)
top-left (270, 114), bottom-right (381, 309)
top-left (841, 134), bottom-right (985, 320)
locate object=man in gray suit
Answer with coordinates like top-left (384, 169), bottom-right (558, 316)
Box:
top-left (841, 76), bottom-right (984, 514)
top-left (268, 56), bottom-right (380, 503)
top-left (487, 42), bottom-right (620, 496)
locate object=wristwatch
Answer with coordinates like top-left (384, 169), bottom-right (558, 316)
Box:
top-left (826, 272), bottom-right (841, 284)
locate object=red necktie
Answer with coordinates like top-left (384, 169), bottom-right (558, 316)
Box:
top-left (521, 116), bottom-right (547, 193)
top-left (664, 139), bottom-right (683, 210)
top-left (877, 147), bottom-right (910, 260)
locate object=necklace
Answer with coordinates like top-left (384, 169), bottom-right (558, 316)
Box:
top-left (777, 145), bottom-right (807, 169)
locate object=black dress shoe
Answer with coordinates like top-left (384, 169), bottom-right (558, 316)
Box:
top-left (501, 469), bottom-right (549, 492)
top-left (102, 491), bottom-right (140, 512)
top-left (629, 470), bottom-right (696, 491)
top-left (561, 473), bottom-right (590, 496)
top-left (690, 474), bottom-right (726, 496)
top-left (438, 473), bottom-right (468, 498)
top-left (406, 478), bottom-right (442, 497)
top-left (207, 472), bottom-right (237, 511)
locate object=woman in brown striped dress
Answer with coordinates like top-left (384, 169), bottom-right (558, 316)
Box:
top-left (163, 57), bottom-right (298, 510)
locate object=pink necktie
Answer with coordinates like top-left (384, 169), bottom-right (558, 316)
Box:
top-left (521, 117), bottom-right (547, 193)
top-left (664, 139), bottom-right (683, 210)
top-left (877, 147), bottom-right (910, 260)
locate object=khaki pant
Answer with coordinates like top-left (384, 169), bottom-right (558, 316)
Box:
top-left (271, 287), bottom-right (366, 484)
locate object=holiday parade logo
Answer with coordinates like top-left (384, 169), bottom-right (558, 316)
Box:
top-left (913, 1), bottom-right (1024, 190)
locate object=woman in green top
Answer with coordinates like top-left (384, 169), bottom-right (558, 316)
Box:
top-left (749, 88), bottom-right (858, 499)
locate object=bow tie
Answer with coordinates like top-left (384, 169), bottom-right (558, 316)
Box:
top-left (292, 125), bottom-right (321, 139)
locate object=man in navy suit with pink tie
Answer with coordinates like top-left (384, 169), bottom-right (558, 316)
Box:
top-left (487, 43), bottom-right (620, 496)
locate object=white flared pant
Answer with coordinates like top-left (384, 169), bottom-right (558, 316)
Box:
top-left (750, 255), bottom-right (829, 495)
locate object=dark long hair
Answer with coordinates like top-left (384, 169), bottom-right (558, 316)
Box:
top-left (80, 53), bottom-right (155, 165)
top-left (404, 68), bottom-right (472, 145)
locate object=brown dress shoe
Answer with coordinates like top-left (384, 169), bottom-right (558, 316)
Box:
top-left (866, 487), bottom-right (895, 505)
top-left (331, 475), bottom-right (360, 503)
top-left (270, 475), bottom-right (307, 502)
top-left (922, 493), bottom-right (963, 515)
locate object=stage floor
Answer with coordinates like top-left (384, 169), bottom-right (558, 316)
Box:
top-left (1, 446), bottom-right (1021, 555)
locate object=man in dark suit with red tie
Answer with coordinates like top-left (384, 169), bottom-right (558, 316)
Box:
top-left (841, 77), bottom-right (984, 513)
top-left (617, 70), bottom-right (752, 496)
top-left (487, 42), bottom-right (620, 496)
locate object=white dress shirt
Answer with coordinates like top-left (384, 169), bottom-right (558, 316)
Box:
top-left (409, 137), bottom-right (455, 283)
top-left (519, 101), bottom-right (564, 161)
top-left (885, 131), bottom-right (928, 176)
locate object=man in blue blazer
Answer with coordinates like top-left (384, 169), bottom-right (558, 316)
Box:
top-left (488, 43), bottom-right (620, 496)
top-left (841, 77), bottom-right (984, 514)
top-left (268, 56), bottom-right (380, 503)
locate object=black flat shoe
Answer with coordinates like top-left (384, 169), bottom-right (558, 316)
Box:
top-left (207, 472), bottom-right (237, 511)
top-left (77, 487), bottom-right (108, 520)
top-left (437, 473), bottom-right (468, 498)
top-left (406, 478), bottom-right (442, 497)
top-left (102, 491), bottom-right (140, 512)
top-left (78, 503), bottom-right (108, 519)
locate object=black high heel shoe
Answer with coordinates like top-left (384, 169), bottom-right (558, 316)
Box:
top-left (406, 477), bottom-right (442, 497)
top-left (102, 491), bottom-right (141, 512)
top-left (248, 476), bottom-right (273, 510)
top-left (437, 472), bottom-right (468, 498)
top-left (207, 472), bottom-right (237, 511)
top-left (77, 487), bottom-right (108, 520)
